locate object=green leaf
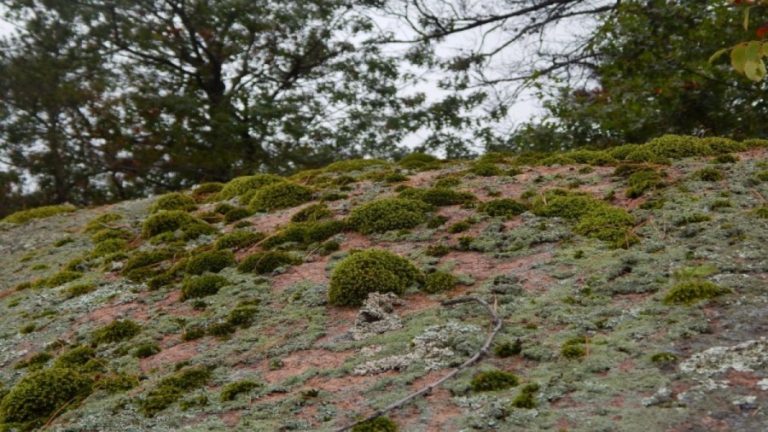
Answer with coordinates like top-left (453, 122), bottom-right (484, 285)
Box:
top-left (708, 48), bottom-right (729, 64)
top-left (762, 42), bottom-right (768, 58)
top-left (731, 43), bottom-right (748, 74)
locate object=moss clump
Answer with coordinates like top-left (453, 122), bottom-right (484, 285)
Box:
top-left (141, 210), bottom-right (215, 239)
top-left (238, 251), bottom-right (301, 274)
top-left (150, 192), bottom-right (196, 213)
top-left (133, 342), bottom-right (161, 359)
top-left (425, 244), bottom-right (451, 257)
top-left (84, 212), bottom-right (123, 232)
top-left (181, 274), bottom-right (229, 300)
top-left (324, 158), bottom-right (388, 173)
top-left (226, 305), bottom-right (259, 328)
top-left (14, 352), bottom-right (52, 371)
top-left (646, 135), bottom-right (713, 159)
top-left (433, 175), bottom-right (461, 189)
top-left (95, 373), bottom-right (139, 394)
top-left (138, 366), bottom-right (211, 416)
top-left (480, 199), bottom-right (528, 218)
top-left (2, 204), bottom-right (76, 224)
top-left (561, 336), bottom-right (587, 359)
top-left (215, 230), bottom-right (265, 250)
top-left (701, 137), bottom-right (746, 154)
top-left (291, 203), bottom-right (333, 223)
top-left (123, 248), bottom-right (176, 274)
top-left (754, 205), bottom-right (768, 219)
top-left (191, 182), bottom-right (224, 200)
top-left (217, 174), bottom-right (285, 201)
top-left (563, 149), bottom-right (615, 166)
top-left (53, 346), bottom-right (96, 369)
top-left (693, 167), bottom-right (724, 182)
top-left (45, 270), bottom-right (83, 287)
top-left (351, 416), bottom-right (399, 432)
top-left (224, 207), bottom-right (252, 223)
top-left (663, 280), bottom-right (729, 305)
top-left (249, 182), bottom-right (312, 212)
top-left (220, 380), bottom-right (261, 402)
top-left (262, 220), bottom-right (344, 249)
top-left (347, 198), bottom-right (431, 234)
top-left (0, 368), bottom-right (92, 425)
top-left (399, 187), bottom-right (475, 207)
top-left (494, 339), bottom-right (523, 358)
top-left (470, 370), bottom-right (519, 392)
top-left (469, 162), bottom-right (503, 176)
top-left (574, 206), bottom-right (637, 248)
top-left (650, 352), bottom-right (678, 364)
top-left (328, 249), bottom-right (422, 306)
top-left (64, 282), bottom-right (96, 299)
top-left (182, 326), bottom-right (206, 341)
top-left (424, 271), bottom-right (456, 294)
top-left (91, 227), bottom-right (132, 243)
top-left (91, 320), bottom-right (141, 345)
top-left (512, 383), bottom-right (539, 409)
top-left (447, 220), bottom-right (472, 233)
top-left (398, 152), bottom-right (440, 170)
top-left (626, 169), bottom-right (664, 198)
top-left (531, 190), bottom-right (597, 219)
top-left (185, 250), bottom-right (235, 275)
top-left (673, 213), bottom-right (711, 226)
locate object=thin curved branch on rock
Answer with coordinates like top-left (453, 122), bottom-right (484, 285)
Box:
top-left (335, 295), bottom-right (502, 432)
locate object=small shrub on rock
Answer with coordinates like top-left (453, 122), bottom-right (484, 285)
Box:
top-left (2, 204), bottom-right (76, 224)
top-left (249, 182), bottom-right (312, 211)
top-left (399, 187), bottom-right (475, 207)
top-left (291, 203), bottom-right (333, 222)
top-left (470, 370), bottom-right (519, 392)
top-left (0, 368), bottom-right (92, 424)
top-left (185, 250), bottom-right (235, 275)
top-left (663, 280), bottom-right (729, 305)
top-left (351, 416), bottom-right (399, 432)
top-left (138, 366), bottom-right (211, 416)
top-left (512, 383), bottom-right (540, 408)
top-left (423, 271), bottom-right (456, 294)
top-left (347, 198), bottom-right (431, 234)
top-left (181, 274), bottom-right (229, 300)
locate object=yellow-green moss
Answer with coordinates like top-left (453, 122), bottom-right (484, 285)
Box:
top-left (217, 174), bottom-right (285, 201)
top-left (91, 319), bottom-right (141, 345)
top-left (45, 270), bottom-right (83, 287)
top-left (149, 192), bottom-right (196, 213)
top-left (291, 203), bottom-right (333, 223)
top-left (398, 187), bottom-right (475, 207)
top-left (479, 199), bottom-right (528, 218)
top-left (563, 149), bottom-right (615, 166)
top-left (650, 352), bottom-right (678, 364)
top-left (141, 210), bottom-right (215, 239)
top-left (249, 182), bottom-right (313, 212)
top-left (701, 137), bottom-right (746, 154)
top-left (447, 219), bottom-right (473, 233)
top-left (347, 198), bottom-right (431, 234)
top-left (262, 220), bottom-right (344, 249)
top-left (646, 135), bottom-right (713, 158)
top-left (181, 274), bottom-right (229, 300)
top-left (223, 207), bottom-right (252, 223)
top-left (328, 249), bottom-right (423, 306)
top-left (574, 206), bottom-right (638, 248)
top-left (14, 352), bottom-right (52, 371)
top-left (626, 169), bottom-right (664, 198)
top-left (214, 230), bottom-right (265, 250)
top-left (754, 205), bottom-right (768, 219)
top-left (494, 339), bottom-right (523, 358)
top-left (185, 250), bottom-right (235, 275)
top-left (84, 213), bottom-right (123, 232)
top-left (470, 370), bottom-right (519, 392)
top-left (220, 380), bottom-right (261, 402)
top-left (693, 167), bottom-right (724, 182)
top-left (398, 152), bottom-right (440, 170)
top-left (351, 416), bottom-right (399, 432)
top-left (0, 368), bottom-right (92, 424)
top-left (133, 342), bottom-right (161, 358)
top-left (237, 251), bottom-right (301, 274)
top-left (469, 162), bottom-right (503, 176)
top-left (663, 280), bottom-right (729, 305)
top-left (138, 366), bottom-right (211, 416)
top-left (123, 248), bottom-right (176, 274)
top-left (64, 282), bottom-right (97, 299)
top-left (2, 204), bottom-right (76, 224)
top-left (561, 336), bottom-right (587, 359)
top-left (324, 158), bottom-right (389, 173)
top-left (53, 346), bottom-right (96, 369)
top-left (91, 227), bottom-right (132, 243)
top-left (423, 271), bottom-right (456, 294)
top-left (512, 383), bottom-right (539, 409)
top-left (91, 238), bottom-right (129, 258)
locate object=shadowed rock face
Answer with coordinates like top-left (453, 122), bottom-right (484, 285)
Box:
top-left (1, 146), bottom-right (768, 431)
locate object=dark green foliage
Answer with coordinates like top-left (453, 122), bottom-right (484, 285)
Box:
top-left (95, 373), bottom-right (139, 394)
top-left (399, 187), bottom-right (475, 207)
top-left (91, 238), bottom-right (128, 257)
top-left (480, 199), bottom-right (528, 218)
top-left (54, 346), bottom-right (96, 369)
top-left (647, 135), bottom-right (714, 159)
top-left (328, 249), bottom-right (423, 306)
top-left (674, 213), bottom-right (711, 226)
top-left (224, 207), bottom-right (252, 223)
top-left (134, 342), bottom-right (161, 358)
top-left (207, 321), bottom-right (236, 338)
top-left (693, 167), bottom-right (724, 182)
top-left (347, 198), bottom-right (431, 234)
top-left (423, 271), bottom-right (456, 293)
top-left (138, 366), bottom-right (211, 416)
top-left (191, 182), bottom-right (224, 199)
top-left (714, 153), bottom-right (738, 164)
top-left (14, 352), bottom-right (52, 370)
top-left (650, 352), bottom-right (678, 364)
top-left (701, 137), bottom-right (746, 154)
top-left (426, 215), bottom-right (449, 228)
top-left (531, 190), bottom-right (597, 219)
top-left (512, 383), bottom-right (540, 409)
top-left (150, 192), bottom-right (196, 213)
top-left (220, 380), bottom-right (260, 402)
top-left (218, 175), bottom-right (285, 201)
top-left (351, 416), bottom-right (399, 432)
top-left (181, 275), bottom-right (229, 300)
top-left (249, 182), bottom-right (312, 211)
top-left (182, 326), bottom-right (206, 342)
top-left (141, 211), bottom-right (215, 239)
top-left (425, 244), bottom-right (451, 257)
top-left (470, 370), bottom-right (519, 392)
top-left (123, 249), bottom-right (175, 274)
top-left (2, 204), bottom-right (76, 224)
top-left (291, 203), bottom-right (333, 223)
top-left (755, 205), bottom-right (768, 219)
top-left (45, 270), bottom-right (82, 287)
top-left (0, 368), bottom-right (92, 424)
top-left (91, 227), bottom-right (132, 243)
top-left (563, 149), bottom-right (615, 166)
top-left (626, 169), bottom-right (664, 198)
top-left (54, 237), bottom-right (74, 247)
top-left (319, 240), bottom-right (341, 255)
top-left (215, 230), bottom-right (265, 250)
top-left (469, 162), bottom-right (503, 176)
top-left (398, 152), bottom-right (440, 170)
top-left (494, 339), bottom-right (523, 358)
top-left (92, 320), bottom-right (141, 345)
top-left (64, 282), bottom-right (97, 299)
top-left (238, 251), bottom-right (301, 274)
top-left (185, 250), bottom-right (235, 275)
top-left (262, 220), bottom-right (344, 249)
top-left (226, 305), bottom-right (259, 328)
top-left (756, 171), bottom-right (768, 182)
top-left (561, 336), bottom-right (587, 359)
top-left (433, 176), bottom-right (461, 188)
top-left (447, 220), bottom-right (472, 233)
top-left (663, 280), bottom-right (729, 305)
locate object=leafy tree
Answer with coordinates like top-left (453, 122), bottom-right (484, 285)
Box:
top-left (500, 0), bottom-right (768, 152)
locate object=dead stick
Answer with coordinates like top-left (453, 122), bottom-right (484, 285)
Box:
top-left (335, 296), bottom-right (503, 432)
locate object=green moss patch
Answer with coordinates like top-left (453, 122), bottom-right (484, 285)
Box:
top-left (149, 192), bottom-right (196, 213)
top-left (262, 220), bottom-right (344, 250)
top-left (512, 383), bottom-right (539, 408)
top-left (470, 369), bottom-right (519, 392)
top-left (479, 199), bottom-right (528, 218)
top-left (328, 249), bottom-right (422, 306)
top-left (291, 203), bottom-right (333, 223)
top-left (351, 416), bottom-right (399, 432)
top-left (626, 169), bottom-right (664, 198)
top-left (185, 250), bottom-right (235, 275)
top-left (138, 366), bottom-right (211, 416)
top-left (347, 198), bottom-right (431, 234)
top-left (423, 271), bottom-right (457, 294)
top-left (217, 174), bottom-right (285, 201)
top-left (0, 368), bottom-right (92, 425)
top-left (249, 182), bottom-right (313, 212)
top-left (91, 319), bottom-right (141, 345)
top-left (561, 336), bottom-right (587, 359)
top-left (663, 280), bottom-right (729, 305)
top-left (220, 380), bottom-right (261, 402)
top-left (2, 204), bottom-right (76, 224)
top-left (215, 230), bottom-right (265, 250)
top-left (238, 251), bottom-right (301, 274)
top-left (398, 187), bottom-right (475, 206)
top-left (141, 210), bottom-right (215, 239)
top-left (181, 274), bottom-right (229, 300)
